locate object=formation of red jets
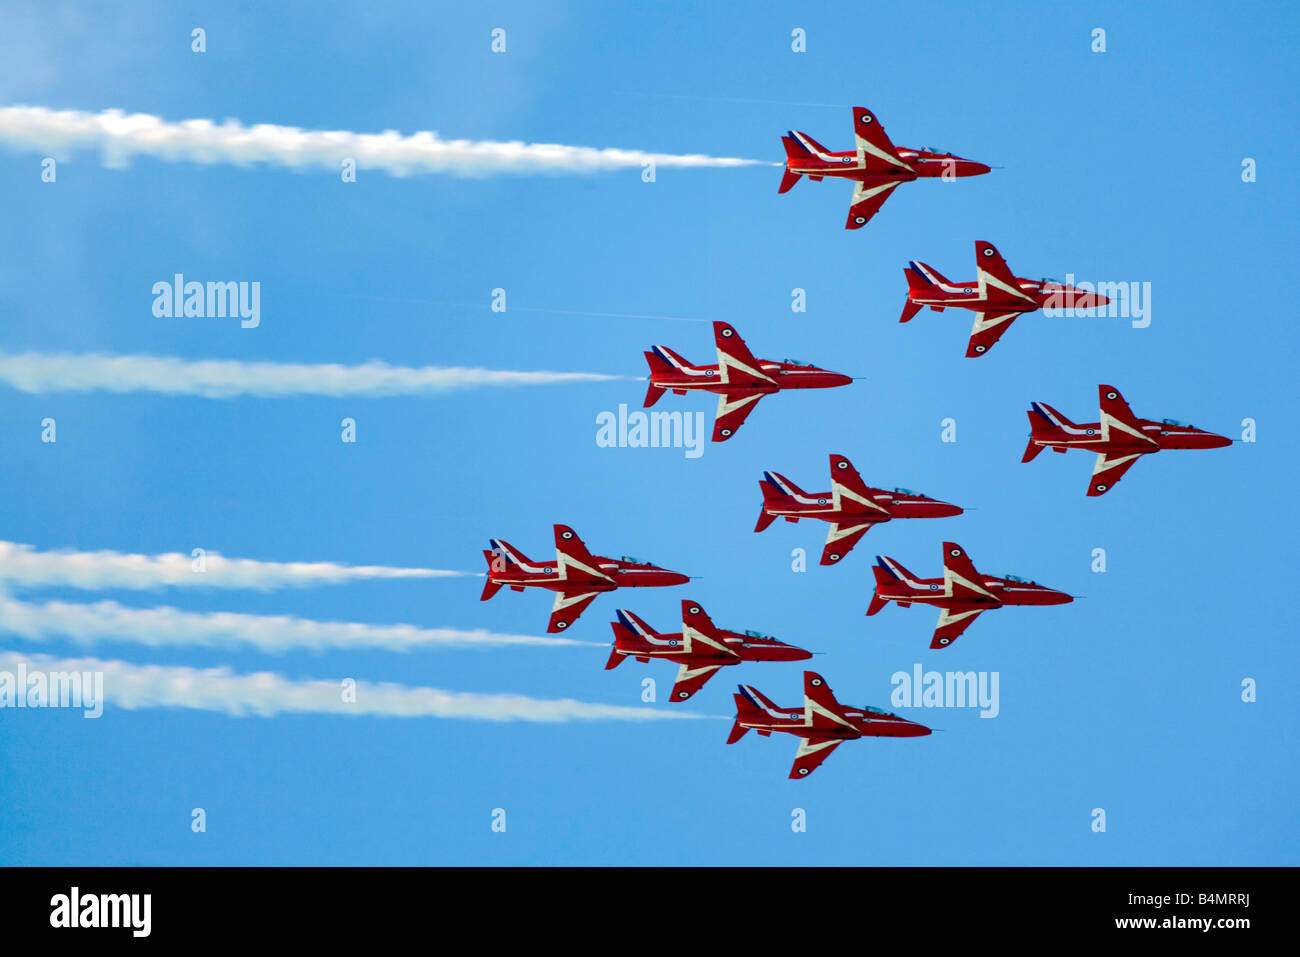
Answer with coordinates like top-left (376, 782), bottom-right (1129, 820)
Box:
top-left (481, 106), bottom-right (1232, 779)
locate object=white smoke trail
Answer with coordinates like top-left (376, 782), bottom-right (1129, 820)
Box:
top-left (0, 650), bottom-right (711, 721)
top-left (0, 105), bottom-right (775, 176)
top-left (0, 541), bottom-right (469, 592)
top-left (0, 352), bottom-right (627, 398)
top-left (0, 595), bottom-right (594, 651)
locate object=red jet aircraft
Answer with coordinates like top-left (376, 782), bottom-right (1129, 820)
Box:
top-left (644, 321), bottom-right (852, 442)
top-left (779, 106), bottom-right (990, 230)
top-left (901, 240), bottom-right (1110, 357)
top-left (1023, 384), bottom-right (1232, 497)
top-left (481, 524), bottom-right (688, 633)
top-left (606, 600), bottom-right (812, 701)
top-left (727, 671), bottom-right (931, 779)
top-left (868, 542), bottom-right (1072, 648)
top-left (755, 453), bottom-right (963, 565)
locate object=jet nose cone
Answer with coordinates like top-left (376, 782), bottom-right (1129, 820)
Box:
top-left (792, 647), bottom-right (815, 662)
top-left (1204, 431), bottom-right (1233, 449)
top-left (1048, 589), bottom-right (1074, 605)
top-left (905, 721), bottom-right (933, 737)
top-left (825, 371), bottom-right (855, 388)
top-left (933, 500), bottom-right (965, 518)
top-left (665, 571), bottom-right (691, 586)
top-left (965, 161), bottom-right (992, 176)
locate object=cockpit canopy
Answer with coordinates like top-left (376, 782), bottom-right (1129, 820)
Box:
top-left (1161, 417), bottom-right (1192, 428)
top-left (743, 628), bottom-right (776, 640)
top-left (864, 705), bottom-right (896, 716)
top-left (1038, 277), bottom-right (1067, 286)
top-left (619, 555), bottom-right (649, 565)
top-left (892, 487), bottom-right (923, 497)
top-left (1004, 573), bottom-right (1038, 585)
top-left (782, 358), bottom-right (809, 367)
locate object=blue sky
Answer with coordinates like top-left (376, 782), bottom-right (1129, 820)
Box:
top-left (0, 0), bottom-right (1296, 865)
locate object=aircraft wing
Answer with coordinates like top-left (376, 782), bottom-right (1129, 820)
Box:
top-left (548, 590), bottom-right (601, 633)
top-left (1098, 384), bottom-right (1158, 446)
top-left (714, 321), bottom-right (775, 387)
top-left (941, 542), bottom-right (996, 601)
top-left (965, 311), bottom-right (1024, 357)
top-left (713, 391), bottom-right (764, 442)
top-left (851, 107), bottom-right (913, 174)
top-left (680, 600), bottom-right (738, 657)
top-left (828, 454), bottom-right (889, 511)
top-left (804, 671), bottom-right (857, 734)
top-left (669, 663), bottom-right (725, 702)
top-left (790, 737), bottom-right (844, 779)
top-left (820, 522), bottom-right (874, 566)
top-left (930, 607), bottom-right (985, 649)
top-left (974, 241), bottom-right (1036, 305)
top-left (1087, 450), bottom-right (1147, 497)
top-left (845, 180), bottom-right (901, 230)
top-left (554, 524), bottom-right (614, 585)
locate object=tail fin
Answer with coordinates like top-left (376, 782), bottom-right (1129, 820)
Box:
top-left (737, 682), bottom-right (780, 713)
top-left (730, 684), bottom-right (773, 742)
top-left (1022, 408), bottom-right (1053, 463)
top-left (604, 642), bottom-right (625, 671)
top-left (778, 135), bottom-right (807, 194)
top-left (755, 481), bottom-right (779, 533)
top-left (480, 559), bottom-right (504, 601)
top-left (907, 260), bottom-right (952, 289)
top-left (481, 545), bottom-right (512, 601)
top-left (1031, 400), bottom-right (1077, 432)
top-left (761, 470), bottom-right (807, 499)
top-left (782, 133), bottom-right (813, 159)
top-left (899, 299), bottom-right (923, 323)
top-left (790, 130), bottom-right (832, 156)
top-left (726, 696), bottom-right (750, 744)
top-left (867, 561), bottom-right (896, 616)
top-left (870, 555), bottom-right (918, 610)
top-left (646, 344), bottom-right (692, 389)
top-left (643, 350), bottom-right (672, 407)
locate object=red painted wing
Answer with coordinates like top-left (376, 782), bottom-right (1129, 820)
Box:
top-left (790, 737), bottom-right (844, 779)
top-left (845, 180), bottom-right (901, 229)
top-left (681, 600), bottom-right (735, 655)
top-left (974, 241), bottom-right (1030, 297)
top-left (548, 590), bottom-right (600, 633)
top-left (668, 663), bottom-right (725, 702)
top-left (850, 107), bottom-right (911, 173)
top-left (941, 542), bottom-right (989, 598)
top-left (965, 311), bottom-right (1024, 357)
top-left (553, 524), bottom-right (613, 585)
top-left (930, 607), bottom-right (985, 649)
top-left (713, 322), bottom-right (773, 387)
top-left (1098, 384), bottom-right (1157, 447)
top-left (1087, 451), bottom-right (1147, 497)
top-left (712, 392), bottom-right (764, 442)
top-left (827, 453), bottom-right (875, 500)
top-left (820, 523), bottom-right (873, 566)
